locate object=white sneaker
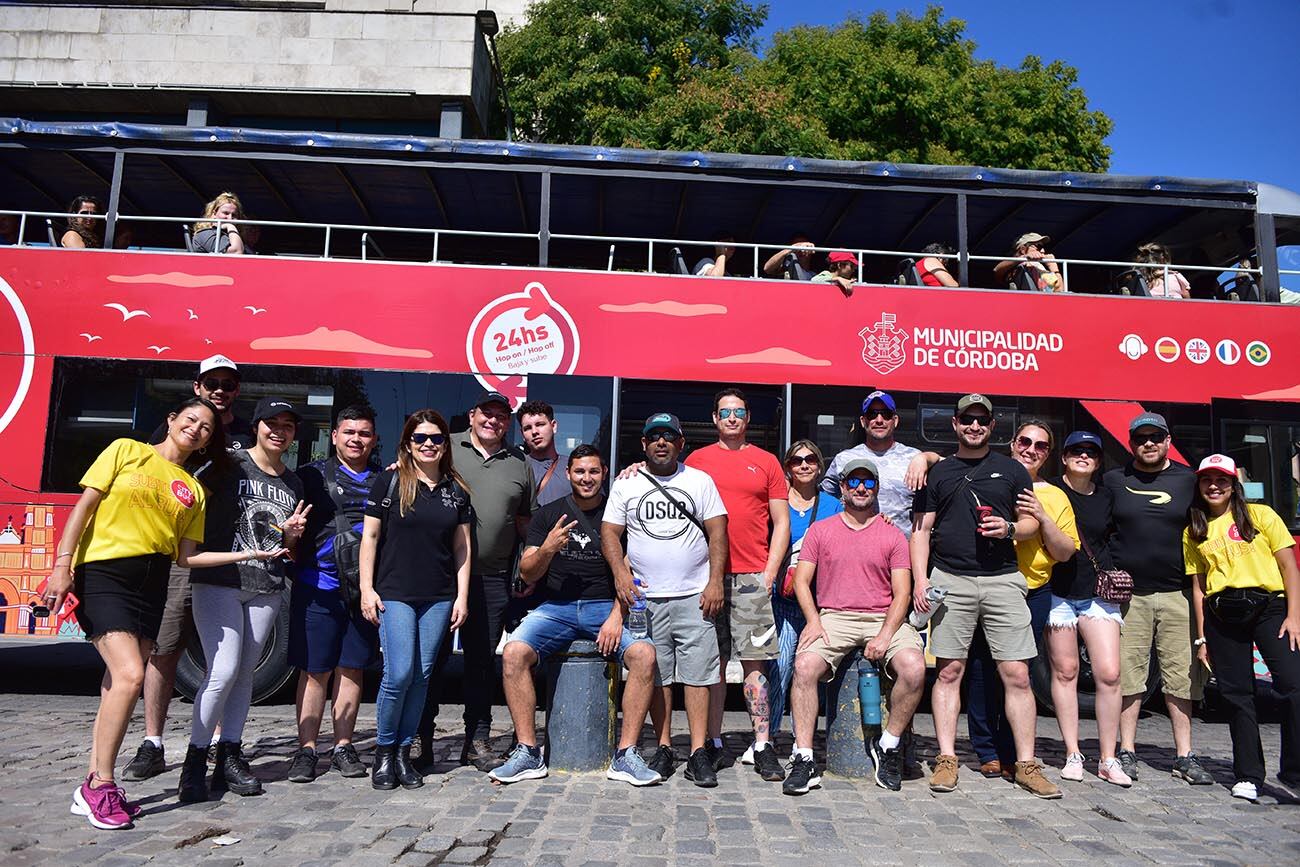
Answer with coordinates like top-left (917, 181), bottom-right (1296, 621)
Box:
top-left (1231, 781), bottom-right (1258, 802)
top-left (1061, 752), bottom-right (1085, 782)
top-left (740, 743), bottom-right (755, 765)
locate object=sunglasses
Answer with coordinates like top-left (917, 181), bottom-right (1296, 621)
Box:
top-left (863, 409), bottom-right (896, 421)
top-left (1130, 431), bottom-right (1169, 445)
top-left (201, 377), bottom-right (239, 393)
top-left (1015, 434), bottom-right (1050, 453)
top-left (646, 430), bottom-right (682, 443)
top-left (958, 413), bottom-right (992, 427)
top-left (845, 477), bottom-right (878, 490)
top-left (788, 453), bottom-right (819, 466)
top-left (717, 407), bottom-right (749, 420)
top-left (1064, 446), bottom-right (1101, 459)
top-left (411, 432), bottom-right (446, 446)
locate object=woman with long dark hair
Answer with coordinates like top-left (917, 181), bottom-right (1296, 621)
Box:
top-left (46, 398), bottom-right (225, 830)
top-left (61, 194), bottom-right (104, 249)
top-left (1187, 454), bottom-right (1300, 802)
top-left (360, 409), bottom-right (471, 790)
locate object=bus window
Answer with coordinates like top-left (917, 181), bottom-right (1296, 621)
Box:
top-left (521, 374), bottom-right (615, 462)
top-left (1221, 422), bottom-right (1273, 503)
top-left (917, 399), bottom-right (1016, 447)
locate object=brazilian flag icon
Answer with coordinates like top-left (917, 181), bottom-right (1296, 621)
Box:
top-left (1246, 341), bottom-right (1271, 366)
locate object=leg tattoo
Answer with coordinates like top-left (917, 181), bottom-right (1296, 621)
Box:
top-left (744, 673), bottom-right (771, 741)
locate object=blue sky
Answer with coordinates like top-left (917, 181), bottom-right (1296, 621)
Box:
top-left (756, 0), bottom-right (1300, 192)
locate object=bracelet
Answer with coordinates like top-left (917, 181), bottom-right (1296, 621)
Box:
top-left (1193, 637), bottom-right (1206, 647)
top-left (56, 552), bottom-right (73, 560)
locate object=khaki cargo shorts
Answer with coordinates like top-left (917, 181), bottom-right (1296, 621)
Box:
top-left (928, 567), bottom-right (1036, 662)
top-left (1120, 588), bottom-right (1205, 701)
top-left (716, 571), bottom-right (779, 662)
top-left (798, 610), bottom-right (925, 678)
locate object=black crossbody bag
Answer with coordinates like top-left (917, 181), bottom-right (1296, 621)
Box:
top-left (638, 469), bottom-right (706, 537)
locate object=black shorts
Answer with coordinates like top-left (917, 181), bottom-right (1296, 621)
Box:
top-left (73, 554), bottom-right (172, 642)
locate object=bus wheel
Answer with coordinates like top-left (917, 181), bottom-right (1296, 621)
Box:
top-left (1030, 633), bottom-right (1160, 717)
top-left (174, 590), bottom-right (296, 705)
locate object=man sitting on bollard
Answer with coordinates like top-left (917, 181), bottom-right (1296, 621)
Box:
top-left (489, 445), bottom-right (661, 786)
top-left (783, 458), bottom-right (926, 795)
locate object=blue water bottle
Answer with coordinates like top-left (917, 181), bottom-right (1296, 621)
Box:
top-left (858, 657), bottom-right (882, 727)
top-left (628, 578), bottom-right (649, 640)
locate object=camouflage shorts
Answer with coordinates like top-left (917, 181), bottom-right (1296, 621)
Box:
top-left (717, 572), bottom-right (778, 661)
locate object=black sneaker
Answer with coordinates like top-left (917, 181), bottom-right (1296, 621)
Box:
top-left (1117, 749), bottom-right (1140, 782)
top-left (869, 736), bottom-right (903, 792)
top-left (287, 747), bottom-right (317, 783)
top-left (330, 743), bottom-right (367, 778)
top-left (782, 754), bottom-right (822, 796)
top-left (901, 728), bottom-right (923, 779)
top-left (753, 745), bottom-right (784, 782)
top-left (705, 741), bottom-right (726, 771)
top-left (646, 745), bottom-right (676, 780)
top-left (1173, 753), bottom-right (1214, 785)
top-left (684, 748), bottom-right (718, 788)
top-left (121, 740), bottom-right (165, 782)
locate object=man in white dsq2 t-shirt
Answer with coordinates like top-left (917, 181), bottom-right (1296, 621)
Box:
top-left (602, 412), bottom-right (729, 788)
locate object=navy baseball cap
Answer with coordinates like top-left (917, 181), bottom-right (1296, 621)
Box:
top-left (861, 390), bottom-right (897, 413)
top-left (1062, 431), bottom-right (1103, 450)
top-left (1129, 412), bottom-right (1169, 434)
top-left (643, 412), bottom-right (683, 437)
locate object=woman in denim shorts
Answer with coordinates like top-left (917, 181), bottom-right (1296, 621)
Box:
top-left (1046, 431), bottom-right (1130, 786)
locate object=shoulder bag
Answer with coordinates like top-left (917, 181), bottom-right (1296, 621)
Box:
top-left (326, 459), bottom-right (376, 609)
top-left (780, 494), bottom-right (820, 598)
top-left (1079, 532), bottom-right (1133, 604)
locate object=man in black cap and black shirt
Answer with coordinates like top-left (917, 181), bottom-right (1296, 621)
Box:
top-left (1103, 411), bottom-right (1211, 785)
top-left (911, 394), bottom-right (1060, 799)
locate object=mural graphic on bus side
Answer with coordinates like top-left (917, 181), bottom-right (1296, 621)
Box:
top-left (0, 504), bottom-right (82, 638)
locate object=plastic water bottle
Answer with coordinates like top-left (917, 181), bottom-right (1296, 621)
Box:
top-left (858, 657), bottom-right (882, 727)
top-left (908, 585), bottom-right (949, 629)
top-left (627, 578), bottom-right (649, 640)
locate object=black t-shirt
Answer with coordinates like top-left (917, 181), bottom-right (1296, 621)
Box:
top-left (525, 497), bottom-right (615, 601)
top-left (150, 414), bottom-right (254, 453)
top-left (1048, 478), bottom-right (1115, 599)
top-left (363, 470), bottom-right (471, 604)
top-left (917, 451), bottom-right (1032, 576)
top-left (1102, 461), bottom-right (1195, 592)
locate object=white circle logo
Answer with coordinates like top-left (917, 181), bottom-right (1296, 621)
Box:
top-left (1215, 339), bottom-right (1240, 365)
top-left (0, 274), bottom-right (36, 437)
top-left (1184, 338), bottom-right (1210, 365)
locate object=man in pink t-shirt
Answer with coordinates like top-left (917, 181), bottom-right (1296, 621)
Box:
top-left (685, 387), bottom-right (790, 782)
top-left (782, 457), bottom-right (926, 796)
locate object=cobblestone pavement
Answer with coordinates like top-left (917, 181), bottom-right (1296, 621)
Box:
top-left (1, 694), bottom-right (1297, 866)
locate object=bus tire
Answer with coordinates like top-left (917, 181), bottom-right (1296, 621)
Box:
top-left (1030, 633), bottom-right (1161, 717)
top-left (174, 589), bottom-right (296, 705)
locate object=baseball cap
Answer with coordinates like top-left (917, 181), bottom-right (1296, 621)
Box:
top-left (840, 457), bottom-right (879, 480)
top-left (1062, 431), bottom-right (1103, 450)
top-left (1014, 232), bottom-right (1050, 249)
top-left (197, 354), bottom-right (238, 377)
top-left (252, 397), bottom-right (302, 425)
top-left (643, 412), bottom-right (683, 437)
top-left (955, 393), bottom-right (993, 414)
top-left (861, 390), bottom-right (897, 413)
top-left (1196, 453), bottom-right (1238, 476)
top-left (1128, 412), bottom-right (1169, 434)
top-left (828, 251), bottom-right (860, 266)
top-left (474, 391), bottom-right (512, 412)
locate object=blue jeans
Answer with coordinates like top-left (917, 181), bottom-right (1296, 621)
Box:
top-left (768, 593), bottom-right (805, 735)
top-left (508, 599), bottom-right (649, 663)
top-left (376, 599), bottom-right (452, 747)
top-left (966, 584), bottom-right (1051, 764)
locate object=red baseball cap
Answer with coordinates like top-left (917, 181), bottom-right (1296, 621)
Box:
top-left (828, 251), bottom-right (859, 266)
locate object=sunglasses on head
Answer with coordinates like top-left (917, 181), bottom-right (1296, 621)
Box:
top-left (1064, 446), bottom-right (1101, 458)
top-left (788, 453), bottom-right (819, 466)
top-left (1130, 431), bottom-right (1169, 445)
top-left (863, 408), bottom-right (896, 421)
top-left (201, 377), bottom-right (238, 393)
top-left (717, 407), bottom-right (748, 420)
top-left (958, 413), bottom-right (991, 427)
top-left (646, 429), bottom-right (682, 443)
top-left (411, 432), bottom-right (446, 446)
top-left (1015, 434), bottom-right (1050, 453)
top-left (845, 477), bottom-right (877, 490)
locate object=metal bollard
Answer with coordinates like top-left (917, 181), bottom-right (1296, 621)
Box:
top-left (825, 649), bottom-right (875, 777)
top-left (543, 639), bottom-right (615, 772)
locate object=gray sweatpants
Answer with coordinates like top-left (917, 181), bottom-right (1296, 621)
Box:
top-left (190, 583), bottom-right (281, 747)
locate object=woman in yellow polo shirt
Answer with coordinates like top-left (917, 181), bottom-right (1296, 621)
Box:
top-left (1187, 453), bottom-right (1300, 803)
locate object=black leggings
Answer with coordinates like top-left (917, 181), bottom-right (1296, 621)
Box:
top-left (1204, 594), bottom-right (1300, 788)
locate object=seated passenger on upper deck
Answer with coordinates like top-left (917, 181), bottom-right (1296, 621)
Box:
top-left (61, 195), bottom-right (105, 249)
top-left (993, 232), bottom-right (1064, 292)
top-left (1136, 243), bottom-right (1189, 299)
top-left (812, 251), bottom-right (859, 298)
top-left (192, 192), bottom-right (248, 255)
top-left (762, 234), bottom-right (817, 280)
top-left (0, 213), bottom-right (18, 246)
top-left (694, 233), bottom-right (737, 277)
top-left (916, 243), bottom-right (960, 288)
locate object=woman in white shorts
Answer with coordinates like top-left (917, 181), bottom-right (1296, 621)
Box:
top-left (1046, 431), bottom-right (1129, 786)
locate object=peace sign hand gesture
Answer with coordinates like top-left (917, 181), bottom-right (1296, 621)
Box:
top-left (542, 513), bottom-right (578, 555)
top-left (279, 500), bottom-right (312, 543)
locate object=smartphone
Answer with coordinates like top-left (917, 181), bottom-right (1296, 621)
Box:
top-left (30, 602), bottom-right (51, 619)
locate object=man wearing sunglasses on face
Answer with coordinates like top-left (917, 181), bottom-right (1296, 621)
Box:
top-left (1102, 412), bottom-right (1211, 786)
top-left (911, 394), bottom-right (1060, 799)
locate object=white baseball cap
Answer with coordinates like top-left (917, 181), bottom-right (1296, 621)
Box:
top-left (1196, 453), bottom-right (1237, 476)
top-left (197, 354), bottom-right (239, 377)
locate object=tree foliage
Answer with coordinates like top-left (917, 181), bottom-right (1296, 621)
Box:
top-left (497, 3), bottom-right (1113, 172)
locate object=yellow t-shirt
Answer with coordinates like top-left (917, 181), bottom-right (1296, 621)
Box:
top-left (1016, 481), bottom-right (1081, 590)
top-left (75, 438), bottom-right (207, 566)
top-left (1182, 503), bottom-right (1294, 597)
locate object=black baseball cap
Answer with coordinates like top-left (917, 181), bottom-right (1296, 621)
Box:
top-left (252, 397), bottom-right (302, 425)
top-left (474, 391), bottom-right (512, 412)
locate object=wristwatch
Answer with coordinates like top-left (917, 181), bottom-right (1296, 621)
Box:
top-left (1193, 637), bottom-right (1207, 647)
top-left (1004, 522), bottom-right (1016, 541)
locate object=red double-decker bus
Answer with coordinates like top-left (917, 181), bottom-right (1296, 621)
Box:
top-left (2, 119), bottom-right (1298, 703)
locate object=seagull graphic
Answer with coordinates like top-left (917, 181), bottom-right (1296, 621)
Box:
top-left (104, 302), bottom-right (150, 320)
top-left (147, 345), bottom-right (170, 355)
top-left (79, 333), bottom-right (102, 342)
top-left (187, 308), bottom-right (199, 320)
top-left (244, 306), bottom-right (266, 315)
top-left (204, 338), bottom-right (213, 344)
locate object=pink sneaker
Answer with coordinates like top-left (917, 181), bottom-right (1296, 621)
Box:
top-left (71, 776), bottom-right (135, 830)
top-left (1098, 757), bottom-right (1133, 788)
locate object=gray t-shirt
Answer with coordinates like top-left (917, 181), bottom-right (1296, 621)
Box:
top-left (453, 436), bottom-right (536, 575)
top-left (822, 440), bottom-right (922, 537)
top-left (191, 449), bottom-right (304, 594)
top-left (527, 454), bottom-right (572, 507)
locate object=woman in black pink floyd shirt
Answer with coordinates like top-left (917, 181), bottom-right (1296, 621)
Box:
top-left (360, 409), bottom-right (471, 790)
top-left (178, 398), bottom-right (311, 804)
top-left (1186, 454), bottom-right (1300, 802)
top-left (46, 398), bottom-right (233, 830)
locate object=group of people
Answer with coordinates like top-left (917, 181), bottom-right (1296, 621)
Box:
top-left (46, 362), bottom-right (1300, 830)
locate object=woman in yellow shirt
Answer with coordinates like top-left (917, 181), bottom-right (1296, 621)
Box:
top-left (1186, 454), bottom-right (1300, 802)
